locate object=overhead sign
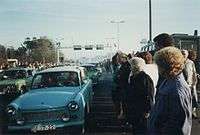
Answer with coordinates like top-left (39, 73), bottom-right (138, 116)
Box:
top-left (85, 45), bottom-right (93, 50)
top-left (96, 44), bottom-right (104, 50)
top-left (73, 45), bottom-right (82, 50)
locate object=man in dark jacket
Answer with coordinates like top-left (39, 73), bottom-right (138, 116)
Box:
top-left (118, 53), bottom-right (131, 119)
top-left (112, 53), bottom-right (121, 118)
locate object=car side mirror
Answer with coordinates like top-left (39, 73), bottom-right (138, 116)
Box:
top-left (21, 85), bottom-right (28, 94)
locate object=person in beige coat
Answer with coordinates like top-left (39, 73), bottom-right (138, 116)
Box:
top-left (182, 49), bottom-right (198, 117)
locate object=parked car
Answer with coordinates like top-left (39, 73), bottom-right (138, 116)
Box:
top-left (0, 68), bottom-right (35, 103)
top-left (81, 64), bottom-right (100, 85)
top-left (88, 63), bottom-right (103, 75)
top-left (6, 66), bottom-right (93, 134)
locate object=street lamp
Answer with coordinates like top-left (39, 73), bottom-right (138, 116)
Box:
top-left (105, 37), bottom-right (115, 59)
top-left (149, 0), bottom-right (152, 42)
top-left (110, 20), bottom-right (125, 50)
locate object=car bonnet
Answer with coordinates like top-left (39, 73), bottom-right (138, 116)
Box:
top-left (11, 87), bottom-right (80, 110)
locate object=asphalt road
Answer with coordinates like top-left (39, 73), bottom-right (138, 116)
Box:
top-left (0, 72), bottom-right (200, 135)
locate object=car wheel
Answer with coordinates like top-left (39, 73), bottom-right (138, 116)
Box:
top-left (87, 103), bottom-right (90, 114)
top-left (73, 124), bottom-right (85, 135)
top-left (80, 125), bottom-right (85, 134)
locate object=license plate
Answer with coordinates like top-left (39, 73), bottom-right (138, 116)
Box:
top-left (31, 124), bottom-right (56, 133)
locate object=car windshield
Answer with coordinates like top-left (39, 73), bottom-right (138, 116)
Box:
top-left (31, 71), bottom-right (79, 89)
top-left (0, 70), bottom-right (27, 80)
top-left (82, 66), bottom-right (96, 72)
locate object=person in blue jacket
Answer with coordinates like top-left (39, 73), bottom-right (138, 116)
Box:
top-left (148, 47), bottom-right (192, 135)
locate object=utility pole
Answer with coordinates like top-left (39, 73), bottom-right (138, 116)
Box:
top-left (56, 42), bottom-right (61, 65)
top-left (149, 0), bottom-right (152, 42)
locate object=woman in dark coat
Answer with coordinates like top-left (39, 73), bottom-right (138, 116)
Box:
top-left (127, 57), bottom-right (154, 135)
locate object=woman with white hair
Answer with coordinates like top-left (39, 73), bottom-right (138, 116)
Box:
top-left (127, 57), bottom-right (154, 135)
top-left (148, 47), bottom-right (192, 135)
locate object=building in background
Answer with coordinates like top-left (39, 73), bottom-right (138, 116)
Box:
top-left (140, 30), bottom-right (200, 59)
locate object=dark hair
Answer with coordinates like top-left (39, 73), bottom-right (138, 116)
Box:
top-left (141, 52), bottom-right (153, 64)
top-left (127, 53), bottom-right (132, 59)
top-left (137, 52), bottom-right (153, 64)
top-left (188, 50), bottom-right (197, 61)
top-left (153, 33), bottom-right (174, 50)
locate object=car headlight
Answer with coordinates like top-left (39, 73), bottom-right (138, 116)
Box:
top-left (7, 106), bottom-right (16, 116)
top-left (68, 101), bottom-right (79, 111)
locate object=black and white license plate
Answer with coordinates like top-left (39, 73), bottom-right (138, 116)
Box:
top-left (31, 124), bottom-right (56, 133)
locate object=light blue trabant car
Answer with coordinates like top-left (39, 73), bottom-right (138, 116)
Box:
top-left (6, 66), bottom-right (93, 134)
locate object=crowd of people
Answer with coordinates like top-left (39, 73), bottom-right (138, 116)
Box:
top-left (0, 33), bottom-right (199, 135)
top-left (0, 61), bottom-right (58, 71)
top-left (111, 33), bottom-right (199, 135)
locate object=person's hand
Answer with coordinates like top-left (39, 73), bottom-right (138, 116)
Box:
top-left (144, 113), bottom-right (150, 118)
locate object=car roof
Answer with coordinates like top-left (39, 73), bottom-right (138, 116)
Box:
top-left (6, 67), bottom-right (33, 71)
top-left (81, 64), bottom-right (95, 67)
top-left (37, 66), bottom-right (81, 74)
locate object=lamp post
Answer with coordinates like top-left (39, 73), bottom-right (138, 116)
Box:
top-left (110, 20), bottom-right (125, 50)
top-left (56, 42), bottom-right (61, 64)
top-left (149, 0), bottom-right (152, 42)
top-left (105, 37), bottom-right (115, 59)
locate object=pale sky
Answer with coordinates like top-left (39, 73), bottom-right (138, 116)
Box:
top-left (0, 0), bottom-right (200, 54)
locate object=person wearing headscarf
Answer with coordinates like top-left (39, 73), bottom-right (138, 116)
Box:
top-left (127, 57), bottom-right (154, 135)
top-left (148, 47), bottom-right (192, 135)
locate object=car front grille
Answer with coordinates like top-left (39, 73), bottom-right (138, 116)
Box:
top-left (22, 108), bottom-right (68, 123)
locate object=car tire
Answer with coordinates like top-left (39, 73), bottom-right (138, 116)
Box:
top-left (72, 108), bottom-right (88, 135)
top-left (87, 103), bottom-right (90, 114)
top-left (72, 124), bottom-right (85, 135)
top-left (79, 125), bottom-right (85, 135)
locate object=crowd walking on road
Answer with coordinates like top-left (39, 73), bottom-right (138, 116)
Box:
top-left (0, 33), bottom-right (199, 135)
top-left (111, 33), bottom-right (199, 135)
